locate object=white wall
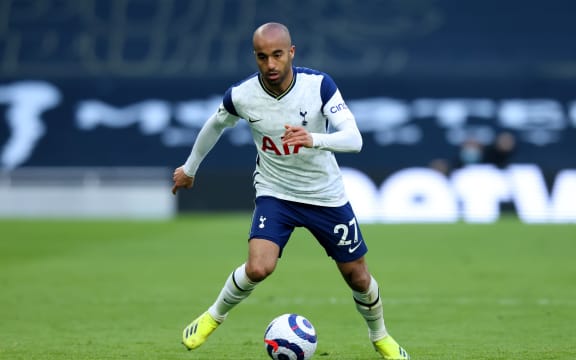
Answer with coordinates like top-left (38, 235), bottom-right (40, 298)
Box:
top-left (0, 168), bottom-right (175, 219)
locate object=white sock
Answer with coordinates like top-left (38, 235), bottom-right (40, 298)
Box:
top-left (353, 276), bottom-right (389, 342)
top-left (208, 263), bottom-right (258, 322)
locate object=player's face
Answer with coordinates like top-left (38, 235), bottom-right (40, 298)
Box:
top-left (254, 39), bottom-right (295, 93)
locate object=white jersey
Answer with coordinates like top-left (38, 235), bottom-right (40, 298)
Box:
top-left (183, 67), bottom-right (362, 207)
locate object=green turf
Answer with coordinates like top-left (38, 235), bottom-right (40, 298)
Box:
top-left (0, 215), bottom-right (574, 359)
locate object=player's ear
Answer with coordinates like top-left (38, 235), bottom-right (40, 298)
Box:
top-left (289, 45), bottom-right (295, 59)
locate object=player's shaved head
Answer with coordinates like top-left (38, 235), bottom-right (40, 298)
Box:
top-left (253, 22), bottom-right (292, 49)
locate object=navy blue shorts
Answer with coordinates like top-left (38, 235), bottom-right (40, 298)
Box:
top-left (248, 196), bottom-right (368, 263)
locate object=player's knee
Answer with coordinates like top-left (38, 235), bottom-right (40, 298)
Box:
top-left (339, 265), bottom-right (371, 292)
top-left (338, 259), bottom-right (371, 291)
top-left (347, 272), bottom-right (371, 292)
top-left (245, 263), bottom-right (274, 282)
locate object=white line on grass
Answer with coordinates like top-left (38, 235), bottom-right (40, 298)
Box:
top-left (243, 297), bottom-right (576, 306)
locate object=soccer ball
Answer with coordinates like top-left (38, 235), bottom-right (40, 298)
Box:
top-left (263, 313), bottom-right (317, 360)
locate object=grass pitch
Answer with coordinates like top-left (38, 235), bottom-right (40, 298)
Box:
top-left (0, 214), bottom-right (574, 359)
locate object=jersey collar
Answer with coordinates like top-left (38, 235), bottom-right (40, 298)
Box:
top-left (258, 67), bottom-right (296, 100)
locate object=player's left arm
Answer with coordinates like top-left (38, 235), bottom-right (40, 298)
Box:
top-left (281, 92), bottom-right (362, 152)
top-left (281, 115), bottom-right (362, 153)
top-left (312, 87), bottom-right (362, 153)
top-left (282, 74), bottom-right (362, 153)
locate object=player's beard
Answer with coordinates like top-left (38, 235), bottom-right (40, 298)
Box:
top-left (263, 69), bottom-right (289, 93)
top-left (265, 71), bottom-right (282, 84)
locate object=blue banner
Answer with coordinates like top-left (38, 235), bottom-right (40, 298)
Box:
top-left (1, 79), bottom-right (575, 174)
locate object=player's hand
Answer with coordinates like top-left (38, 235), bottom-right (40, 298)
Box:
top-left (282, 124), bottom-right (313, 148)
top-left (172, 166), bottom-right (195, 195)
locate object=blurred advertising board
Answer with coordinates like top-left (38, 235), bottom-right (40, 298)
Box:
top-left (4, 80), bottom-right (573, 222)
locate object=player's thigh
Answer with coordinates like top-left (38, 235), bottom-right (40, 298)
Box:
top-left (247, 238), bottom-right (281, 274)
top-left (245, 238), bottom-right (282, 281)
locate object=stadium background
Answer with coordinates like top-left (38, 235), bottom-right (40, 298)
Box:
top-left (1, 2), bottom-right (576, 360)
top-left (0, 0), bottom-right (575, 221)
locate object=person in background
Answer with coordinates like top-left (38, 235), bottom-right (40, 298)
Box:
top-left (483, 131), bottom-right (516, 168)
top-left (455, 137), bottom-right (484, 169)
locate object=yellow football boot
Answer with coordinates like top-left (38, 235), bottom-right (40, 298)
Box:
top-left (182, 311), bottom-right (220, 350)
top-left (373, 335), bottom-right (410, 359)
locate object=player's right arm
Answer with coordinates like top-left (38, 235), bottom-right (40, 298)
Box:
top-left (172, 102), bottom-right (239, 194)
top-left (172, 166), bottom-right (195, 194)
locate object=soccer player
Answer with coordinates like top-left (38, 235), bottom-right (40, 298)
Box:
top-left (171, 22), bottom-right (410, 360)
